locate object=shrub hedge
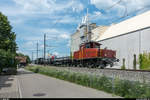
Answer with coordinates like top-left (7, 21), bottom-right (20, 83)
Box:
top-left (139, 53), bottom-right (150, 70)
top-left (26, 65), bottom-right (150, 98)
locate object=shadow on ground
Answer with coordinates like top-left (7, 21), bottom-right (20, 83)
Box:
top-left (0, 75), bottom-right (13, 90)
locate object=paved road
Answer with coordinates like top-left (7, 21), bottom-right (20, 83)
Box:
top-left (17, 68), bottom-right (121, 98)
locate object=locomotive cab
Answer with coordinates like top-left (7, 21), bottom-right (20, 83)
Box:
top-left (79, 41), bottom-right (101, 49)
top-left (76, 41), bottom-right (102, 59)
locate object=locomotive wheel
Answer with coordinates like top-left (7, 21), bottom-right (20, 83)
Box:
top-left (91, 64), bottom-right (95, 68)
top-left (110, 62), bottom-right (114, 67)
top-left (95, 64), bottom-right (99, 68)
top-left (101, 66), bottom-right (105, 69)
top-left (98, 61), bottom-right (106, 69)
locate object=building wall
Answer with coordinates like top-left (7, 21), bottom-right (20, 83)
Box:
top-left (71, 31), bottom-right (81, 55)
top-left (99, 27), bottom-right (150, 69)
top-left (92, 26), bottom-right (109, 41)
top-left (71, 25), bottom-right (109, 54)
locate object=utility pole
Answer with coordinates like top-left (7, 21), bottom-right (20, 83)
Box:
top-left (86, 8), bottom-right (90, 42)
top-left (37, 42), bottom-right (39, 64)
top-left (44, 34), bottom-right (46, 66)
top-left (37, 42), bottom-right (38, 59)
top-left (32, 52), bottom-right (33, 63)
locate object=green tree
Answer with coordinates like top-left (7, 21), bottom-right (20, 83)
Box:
top-left (16, 53), bottom-right (25, 57)
top-left (0, 12), bottom-right (17, 73)
top-left (25, 55), bottom-right (31, 64)
top-left (0, 12), bottom-right (17, 52)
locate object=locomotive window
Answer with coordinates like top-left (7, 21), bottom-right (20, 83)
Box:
top-left (86, 44), bottom-right (90, 48)
top-left (95, 45), bottom-right (100, 48)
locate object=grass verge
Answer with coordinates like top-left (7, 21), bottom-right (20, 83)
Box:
top-left (25, 65), bottom-right (150, 98)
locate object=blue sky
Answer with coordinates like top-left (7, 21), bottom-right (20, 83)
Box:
top-left (0, 0), bottom-right (150, 60)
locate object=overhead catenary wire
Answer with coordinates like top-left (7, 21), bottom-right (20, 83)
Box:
top-left (88, 0), bottom-right (150, 26)
top-left (110, 3), bottom-right (150, 24)
top-left (104, 0), bottom-right (123, 12)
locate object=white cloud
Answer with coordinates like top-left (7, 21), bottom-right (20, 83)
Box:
top-left (13, 0), bottom-right (52, 14)
top-left (60, 34), bottom-right (70, 39)
top-left (42, 29), bottom-right (61, 34)
top-left (71, 1), bottom-right (84, 13)
top-left (89, 11), bottom-right (102, 19)
top-left (0, 0), bottom-right (85, 28)
top-left (91, 0), bottom-right (117, 9)
top-left (0, 0), bottom-right (83, 59)
top-left (94, 11), bottom-right (102, 16)
top-left (58, 15), bottom-right (80, 24)
top-left (40, 28), bottom-right (71, 40)
top-left (90, 0), bottom-right (150, 18)
top-left (53, 52), bottom-right (59, 56)
top-left (24, 41), bottom-right (34, 46)
top-left (40, 45), bottom-right (44, 48)
top-left (12, 0), bottom-right (84, 15)
top-left (67, 39), bottom-right (71, 47)
top-left (23, 36), bottom-right (43, 41)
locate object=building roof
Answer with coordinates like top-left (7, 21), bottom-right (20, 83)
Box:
top-left (92, 26), bottom-right (109, 41)
top-left (98, 10), bottom-right (150, 41)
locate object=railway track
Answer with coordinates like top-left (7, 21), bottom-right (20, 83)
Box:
top-left (35, 64), bottom-right (150, 72)
top-left (42, 64), bottom-right (150, 73)
top-left (33, 64), bottom-right (150, 83)
top-left (102, 68), bottom-right (150, 72)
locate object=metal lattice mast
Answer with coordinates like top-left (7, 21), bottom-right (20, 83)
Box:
top-left (86, 8), bottom-right (89, 42)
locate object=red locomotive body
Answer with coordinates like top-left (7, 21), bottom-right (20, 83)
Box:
top-left (83, 48), bottom-right (99, 59)
top-left (74, 51), bottom-right (80, 59)
top-left (100, 49), bottom-right (116, 58)
top-left (73, 41), bottom-right (118, 68)
top-left (73, 41), bottom-right (116, 59)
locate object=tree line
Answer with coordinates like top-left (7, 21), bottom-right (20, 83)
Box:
top-left (0, 12), bottom-right (30, 73)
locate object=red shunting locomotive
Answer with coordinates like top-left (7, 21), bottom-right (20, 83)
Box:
top-left (73, 41), bottom-right (119, 68)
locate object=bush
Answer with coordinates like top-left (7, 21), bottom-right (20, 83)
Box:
top-left (133, 54), bottom-right (136, 70)
top-left (0, 49), bottom-right (17, 74)
top-left (34, 68), bottom-right (39, 73)
top-left (139, 53), bottom-right (150, 70)
top-left (121, 58), bottom-right (126, 70)
top-left (115, 79), bottom-right (133, 97)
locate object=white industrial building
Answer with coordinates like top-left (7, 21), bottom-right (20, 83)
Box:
top-left (71, 24), bottom-right (109, 53)
top-left (97, 10), bottom-right (150, 69)
top-left (71, 10), bottom-right (150, 69)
